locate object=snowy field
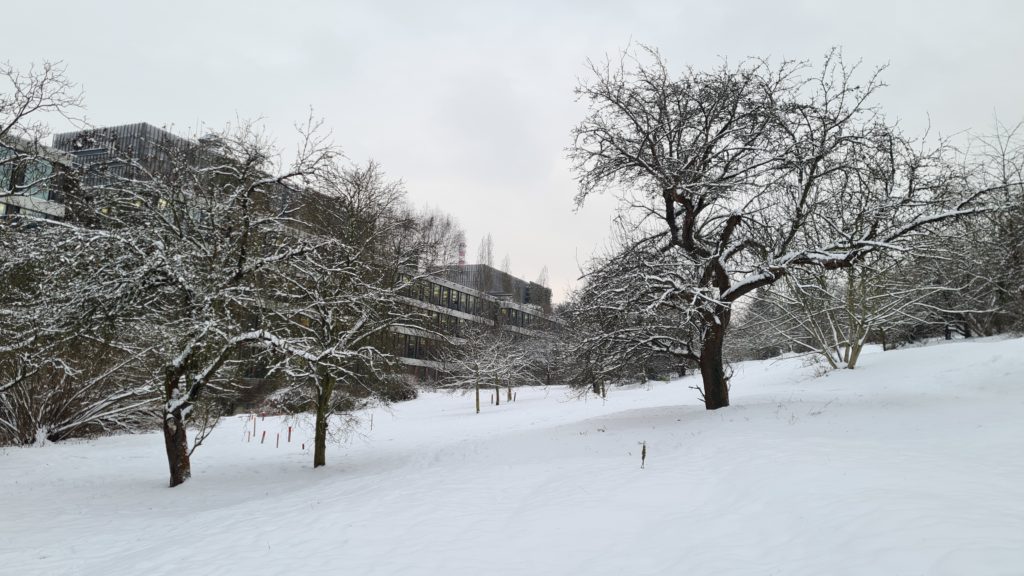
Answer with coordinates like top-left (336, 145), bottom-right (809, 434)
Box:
top-left (2, 338), bottom-right (1023, 576)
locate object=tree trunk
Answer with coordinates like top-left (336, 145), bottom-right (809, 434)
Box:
top-left (163, 407), bottom-right (191, 487)
top-left (494, 382), bottom-right (500, 406)
top-left (847, 345), bottom-right (863, 369)
top-left (475, 382), bottom-right (480, 414)
top-left (699, 313), bottom-right (730, 410)
top-left (846, 329), bottom-right (867, 369)
top-left (313, 405), bottom-right (328, 468)
top-left (163, 372), bottom-right (191, 487)
top-left (313, 374), bottom-right (334, 468)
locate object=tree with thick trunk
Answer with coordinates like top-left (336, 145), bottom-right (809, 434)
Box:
top-left (313, 371), bottom-right (333, 469)
top-left (73, 119), bottom-right (339, 486)
top-left (569, 47), bottom-right (1004, 409)
top-left (698, 306), bottom-right (731, 409)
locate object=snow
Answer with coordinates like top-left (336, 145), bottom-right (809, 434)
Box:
top-left (2, 338), bottom-right (1024, 575)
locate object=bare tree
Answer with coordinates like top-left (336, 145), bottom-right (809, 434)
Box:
top-left (934, 120), bottom-right (1024, 333)
top-left (65, 118), bottom-right (339, 486)
top-left (745, 252), bottom-right (967, 368)
top-left (0, 334), bottom-right (157, 445)
top-left (0, 63), bottom-right (161, 445)
top-left (477, 233), bottom-right (494, 267)
top-left (0, 223), bottom-right (162, 445)
top-left (536, 266), bottom-right (549, 289)
top-left (1, 61), bottom-right (81, 210)
top-left (266, 162), bottom-right (422, 468)
top-left (500, 254), bottom-right (513, 294)
top-left (570, 47), bottom-right (1004, 409)
top-left (475, 233), bottom-right (495, 292)
top-left (734, 122), bottom-right (1024, 361)
top-left (408, 206), bottom-right (464, 272)
top-left (565, 229), bottom-right (700, 388)
top-left (436, 325), bottom-right (526, 414)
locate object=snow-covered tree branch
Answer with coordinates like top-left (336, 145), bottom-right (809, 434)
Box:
top-left (569, 47), bottom-right (1011, 409)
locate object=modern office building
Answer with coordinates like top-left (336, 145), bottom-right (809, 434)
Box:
top-left (0, 136), bottom-right (74, 220)
top-left (392, 264), bottom-right (559, 380)
top-left (51, 122), bottom-right (308, 222)
top-left (51, 122), bottom-right (191, 185)
top-left (445, 264), bottom-right (552, 313)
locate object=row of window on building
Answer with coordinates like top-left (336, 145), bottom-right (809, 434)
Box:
top-left (402, 275), bottom-right (555, 333)
top-left (390, 331), bottom-right (443, 363)
top-left (401, 277), bottom-right (493, 317)
top-left (500, 306), bottom-right (553, 331)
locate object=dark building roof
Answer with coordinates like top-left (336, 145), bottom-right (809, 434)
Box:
top-left (52, 122), bottom-right (190, 182)
top-left (443, 264), bottom-right (552, 312)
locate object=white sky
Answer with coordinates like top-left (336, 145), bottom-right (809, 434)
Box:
top-left (5, 0), bottom-right (1023, 302)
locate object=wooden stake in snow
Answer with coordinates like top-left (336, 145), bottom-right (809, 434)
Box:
top-left (253, 415), bottom-right (256, 436)
top-left (276, 433), bottom-right (280, 448)
top-left (287, 426), bottom-right (292, 442)
top-left (641, 441), bottom-right (647, 469)
top-left (261, 431), bottom-right (267, 444)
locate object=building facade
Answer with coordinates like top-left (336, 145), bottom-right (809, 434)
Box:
top-left (51, 122), bottom-right (191, 185)
top-left (0, 136), bottom-right (73, 220)
top-left (393, 264), bottom-right (559, 380)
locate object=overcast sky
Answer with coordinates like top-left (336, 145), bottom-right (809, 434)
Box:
top-left (6, 0), bottom-right (1023, 301)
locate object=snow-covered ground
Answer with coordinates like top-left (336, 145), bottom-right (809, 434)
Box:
top-left (2, 338), bottom-right (1023, 576)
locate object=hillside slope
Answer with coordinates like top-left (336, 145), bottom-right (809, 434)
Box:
top-left (1, 338), bottom-right (1022, 575)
